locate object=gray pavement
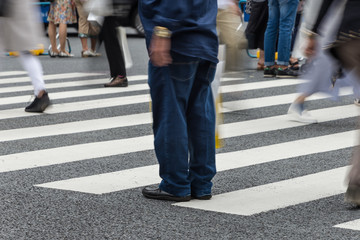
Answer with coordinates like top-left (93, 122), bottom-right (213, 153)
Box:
top-left (0, 35), bottom-right (359, 239)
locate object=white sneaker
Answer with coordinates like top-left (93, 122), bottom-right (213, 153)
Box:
top-left (354, 98), bottom-right (360, 106)
top-left (287, 103), bottom-right (318, 124)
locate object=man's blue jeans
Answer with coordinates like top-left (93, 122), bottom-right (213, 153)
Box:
top-left (264, 0), bottom-right (299, 66)
top-left (148, 52), bottom-right (217, 197)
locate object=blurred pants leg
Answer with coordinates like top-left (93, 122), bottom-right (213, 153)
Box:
top-left (101, 16), bottom-right (126, 77)
top-left (216, 8), bottom-right (241, 70)
top-left (18, 52), bottom-right (45, 96)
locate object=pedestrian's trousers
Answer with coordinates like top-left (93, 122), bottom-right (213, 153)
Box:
top-left (148, 52), bottom-right (217, 197)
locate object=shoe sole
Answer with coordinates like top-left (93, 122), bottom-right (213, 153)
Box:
top-left (263, 74), bottom-right (276, 78)
top-left (191, 195), bottom-right (212, 200)
top-left (104, 83), bottom-right (128, 87)
top-left (276, 75), bottom-right (298, 78)
top-left (142, 192), bottom-right (191, 202)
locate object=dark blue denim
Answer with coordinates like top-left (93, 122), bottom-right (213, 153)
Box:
top-left (148, 52), bottom-right (217, 197)
top-left (264, 0), bottom-right (299, 66)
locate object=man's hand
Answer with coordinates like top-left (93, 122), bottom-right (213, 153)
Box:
top-left (149, 35), bottom-right (172, 67)
top-left (304, 38), bottom-right (317, 58)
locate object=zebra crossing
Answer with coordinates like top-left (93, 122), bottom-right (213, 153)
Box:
top-left (0, 71), bottom-right (359, 235)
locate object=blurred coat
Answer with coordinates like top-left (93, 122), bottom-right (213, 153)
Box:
top-left (0, 0), bottom-right (44, 52)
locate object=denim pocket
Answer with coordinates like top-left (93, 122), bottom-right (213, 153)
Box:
top-left (169, 61), bottom-right (197, 82)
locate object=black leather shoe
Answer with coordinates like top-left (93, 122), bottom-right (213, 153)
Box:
top-left (104, 76), bottom-right (128, 87)
top-left (191, 194), bottom-right (212, 200)
top-left (25, 92), bottom-right (50, 113)
top-left (142, 186), bottom-right (191, 202)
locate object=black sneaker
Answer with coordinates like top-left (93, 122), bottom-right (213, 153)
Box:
top-left (25, 92), bottom-right (50, 113)
top-left (263, 67), bottom-right (276, 78)
top-left (276, 67), bottom-right (299, 78)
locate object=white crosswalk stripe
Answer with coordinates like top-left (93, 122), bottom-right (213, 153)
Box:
top-left (0, 71), bottom-right (359, 232)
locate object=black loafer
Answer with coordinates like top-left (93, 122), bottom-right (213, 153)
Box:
top-left (142, 186), bottom-right (191, 202)
top-left (192, 194), bottom-right (212, 200)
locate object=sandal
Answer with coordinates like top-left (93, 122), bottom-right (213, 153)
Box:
top-left (289, 60), bottom-right (300, 70)
top-left (257, 62), bottom-right (265, 70)
top-left (49, 49), bottom-right (59, 58)
top-left (59, 51), bottom-right (74, 57)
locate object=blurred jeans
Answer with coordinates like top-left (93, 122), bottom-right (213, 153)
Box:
top-left (148, 52), bottom-right (217, 197)
top-left (264, 0), bottom-right (299, 66)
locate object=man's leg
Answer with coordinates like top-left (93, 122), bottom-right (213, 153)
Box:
top-left (187, 60), bottom-right (217, 198)
top-left (148, 53), bottom-right (199, 197)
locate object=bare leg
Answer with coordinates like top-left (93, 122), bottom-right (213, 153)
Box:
top-left (58, 23), bottom-right (68, 53)
top-left (80, 37), bottom-right (89, 51)
top-left (48, 22), bottom-right (59, 53)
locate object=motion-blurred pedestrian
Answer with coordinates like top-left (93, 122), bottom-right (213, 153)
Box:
top-left (304, 0), bottom-right (360, 206)
top-left (0, 0), bottom-right (50, 112)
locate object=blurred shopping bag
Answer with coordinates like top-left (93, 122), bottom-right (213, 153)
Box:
top-left (212, 44), bottom-right (226, 149)
top-left (116, 26), bottom-right (133, 69)
top-left (85, 0), bottom-right (113, 17)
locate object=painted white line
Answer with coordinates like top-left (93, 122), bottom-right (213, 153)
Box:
top-left (174, 167), bottom-right (349, 216)
top-left (0, 72), bottom-right (105, 84)
top-left (0, 84), bottom-right (150, 106)
top-left (0, 78), bottom-right (149, 94)
top-left (34, 130), bottom-right (358, 194)
top-left (220, 79), bottom-right (305, 93)
top-left (0, 104), bottom-right (357, 143)
top-left (0, 82), bottom-right (353, 121)
top-left (0, 94), bottom-right (151, 120)
top-left (220, 104), bottom-right (360, 139)
top-left (221, 87), bottom-right (354, 112)
top-left (221, 77), bottom-right (245, 82)
top-left (334, 219), bottom-right (360, 231)
top-left (0, 112), bottom-right (152, 142)
top-left (0, 71), bottom-right (27, 77)
top-left (0, 135), bottom-right (154, 174)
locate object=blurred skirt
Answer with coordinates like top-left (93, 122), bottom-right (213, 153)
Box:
top-left (47, 0), bottom-right (77, 24)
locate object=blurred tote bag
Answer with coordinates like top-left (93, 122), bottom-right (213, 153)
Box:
top-left (116, 26), bottom-right (133, 69)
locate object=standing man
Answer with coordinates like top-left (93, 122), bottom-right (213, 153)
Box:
top-left (139, 0), bottom-right (219, 202)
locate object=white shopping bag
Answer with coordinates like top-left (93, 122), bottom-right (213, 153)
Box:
top-left (212, 44), bottom-right (226, 148)
top-left (117, 27), bottom-right (133, 69)
top-left (84, 0), bottom-right (113, 17)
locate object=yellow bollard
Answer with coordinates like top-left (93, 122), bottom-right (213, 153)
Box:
top-left (257, 50), bottom-right (278, 60)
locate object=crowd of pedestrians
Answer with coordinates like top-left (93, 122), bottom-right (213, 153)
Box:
top-left (0, 0), bottom-right (359, 207)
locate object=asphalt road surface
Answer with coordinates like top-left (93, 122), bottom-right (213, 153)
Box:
top-left (0, 35), bottom-right (359, 239)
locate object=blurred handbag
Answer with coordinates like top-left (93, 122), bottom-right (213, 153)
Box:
top-left (116, 26), bottom-right (133, 69)
top-left (0, 0), bottom-right (10, 17)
